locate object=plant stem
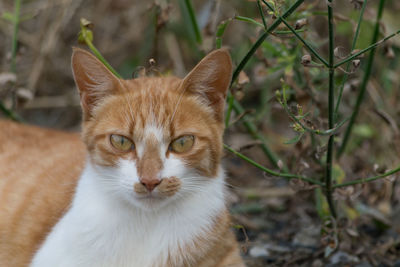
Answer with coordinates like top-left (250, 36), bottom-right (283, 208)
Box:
top-left (334, 0), bottom-right (367, 122)
top-left (1, 0), bottom-right (23, 122)
top-left (256, 0), bottom-right (267, 29)
top-left (82, 36), bottom-right (122, 78)
top-left (0, 101), bottom-right (23, 122)
top-left (333, 165), bottom-right (400, 188)
top-left (280, 93), bottom-right (349, 136)
top-left (11, 0), bottom-right (21, 73)
top-left (224, 144), bottom-right (323, 186)
top-left (230, 0), bottom-right (304, 86)
top-left (337, 0), bottom-right (386, 158)
top-left (325, 0), bottom-right (337, 218)
top-left (229, 94), bottom-right (289, 172)
top-left (183, 0), bottom-right (202, 44)
top-left (225, 0), bottom-right (304, 169)
top-left (262, 0), bottom-right (329, 67)
top-left (334, 29), bottom-right (399, 69)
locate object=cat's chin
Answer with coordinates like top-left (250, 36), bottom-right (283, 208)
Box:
top-left (124, 193), bottom-right (175, 211)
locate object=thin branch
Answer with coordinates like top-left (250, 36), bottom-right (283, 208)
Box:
top-left (337, 0), bottom-right (386, 158)
top-left (10, 0), bottom-right (21, 73)
top-left (325, 0), bottom-right (337, 218)
top-left (334, 165), bottom-right (400, 188)
top-left (279, 90), bottom-right (349, 136)
top-left (256, 0), bottom-right (267, 29)
top-left (334, 0), bottom-right (367, 122)
top-left (0, 0), bottom-right (23, 122)
top-left (182, 0), bottom-right (202, 44)
top-left (229, 93), bottom-right (289, 172)
top-left (230, 0), bottom-right (305, 86)
top-left (225, 0), bottom-right (305, 171)
top-left (262, 0), bottom-right (329, 67)
top-left (334, 29), bottom-right (399, 69)
top-left (224, 144), bottom-right (324, 186)
top-left (0, 101), bottom-right (23, 122)
top-left (79, 19), bottom-right (122, 78)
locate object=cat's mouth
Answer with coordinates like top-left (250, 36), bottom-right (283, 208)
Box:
top-left (133, 176), bottom-right (181, 198)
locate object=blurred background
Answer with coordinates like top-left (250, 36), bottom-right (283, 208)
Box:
top-left (1, 0), bottom-right (400, 265)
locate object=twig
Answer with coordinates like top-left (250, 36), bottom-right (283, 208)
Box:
top-left (262, 0), bottom-right (329, 68)
top-left (225, 0), bottom-right (305, 171)
top-left (79, 19), bottom-right (122, 78)
top-left (325, 0), bottom-right (337, 218)
top-left (0, 0), bottom-right (23, 122)
top-left (10, 0), bottom-right (21, 73)
top-left (182, 0), bottom-right (202, 44)
top-left (333, 29), bottom-right (399, 69)
top-left (334, 165), bottom-right (400, 188)
top-left (256, 0), bottom-right (267, 29)
top-left (334, 0), bottom-right (367, 122)
top-left (337, 0), bottom-right (387, 158)
top-left (224, 144), bottom-right (324, 186)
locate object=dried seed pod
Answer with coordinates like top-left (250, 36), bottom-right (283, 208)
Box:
top-left (301, 54), bottom-right (311, 66)
top-left (385, 46), bottom-right (395, 59)
top-left (350, 0), bottom-right (363, 9)
top-left (149, 58), bottom-right (156, 66)
top-left (352, 59), bottom-right (361, 69)
top-left (16, 88), bottom-right (33, 103)
top-left (295, 18), bottom-right (307, 30)
top-left (351, 49), bottom-right (364, 59)
top-left (238, 71), bottom-right (250, 85)
top-left (334, 46), bottom-right (346, 59)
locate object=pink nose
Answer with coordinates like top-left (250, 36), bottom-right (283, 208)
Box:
top-left (140, 179), bottom-right (161, 192)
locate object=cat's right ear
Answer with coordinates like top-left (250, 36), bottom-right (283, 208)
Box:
top-left (71, 47), bottom-right (123, 119)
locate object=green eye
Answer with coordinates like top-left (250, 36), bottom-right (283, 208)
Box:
top-left (170, 135), bottom-right (194, 153)
top-left (110, 134), bottom-right (134, 151)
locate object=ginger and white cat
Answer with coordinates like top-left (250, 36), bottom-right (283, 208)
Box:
top-left (0, 48), bottom-right (244, 266)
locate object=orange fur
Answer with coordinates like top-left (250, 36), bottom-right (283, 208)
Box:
top-left (0, 48), bottom-right (244, 267)
top-left (0, 121), bottom-right (86, 266)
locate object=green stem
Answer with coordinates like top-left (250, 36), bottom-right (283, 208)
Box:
top-left (183, 0), bottom-right (202, 44)
top-left (229, 94), bottom-right (289, 172)
top-left (230, 0), bottom-right (305, 86)
top-left (334, 29), bottom-right (399, 69)
top-left (262, 0), bottom-right (329, 67)
top-left (84, 38), bottom-right (122, 79)
top-left (334, 0), bottom-right (367, 122)
top-left (1, 0), bottom-right (23, 122)
top-left (225, 0), bottom-right (304, 166)
top-left (10, 0), bottom-right (21, 73)
top-left (325, 0), bottom-right (337, 218)
top-left (337, 0), bottom-right (386, 158)
top-left (280, 94), bottom-right (349, 136)
top-left (256, 0), bottom-right (267, 29)
top-left (224, 144), bottom-right (323, 186)
top-left (235, 16), bottom-right (264, 28)
top-left (334, 165), bottom-right (400, 188)
top-left (0, 101), bottom-right (23, 122)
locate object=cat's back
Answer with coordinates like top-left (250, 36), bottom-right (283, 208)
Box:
top-left (0, 120), bottom-right (86, 267)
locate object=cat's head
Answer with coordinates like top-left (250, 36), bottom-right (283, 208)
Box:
top-left (72, 48), bottom-right (232, 210)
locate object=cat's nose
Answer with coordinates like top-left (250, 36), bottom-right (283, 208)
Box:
top-left (140, 178), bottom-right (161, 192)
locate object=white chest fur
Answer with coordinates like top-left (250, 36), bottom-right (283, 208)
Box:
top-left (31, 163), bottom-right (226, 267)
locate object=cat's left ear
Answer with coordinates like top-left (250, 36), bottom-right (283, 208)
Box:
top-left (181, 49), bottom-right (232, 122)
top-left (71, 47), bottom-right (124, 120)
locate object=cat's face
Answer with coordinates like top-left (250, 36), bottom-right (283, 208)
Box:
top-left (72, 48), bottom-right (232, 210)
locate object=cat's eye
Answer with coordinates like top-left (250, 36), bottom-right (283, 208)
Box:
top-left (170, 135), bottom-right (194, 153)
top-left (110, 134), bottom-right (134, 152)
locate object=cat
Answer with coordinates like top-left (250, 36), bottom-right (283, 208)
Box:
top-left (0, 48), bottom-right (245, 267)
